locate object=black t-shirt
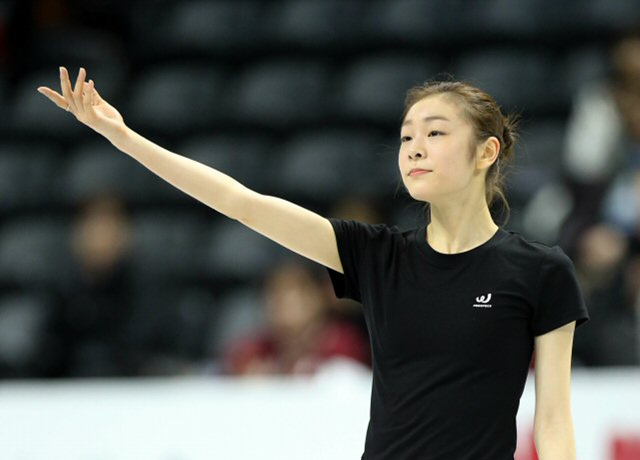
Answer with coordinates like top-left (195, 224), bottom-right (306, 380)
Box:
top-left (325, 218), bottom-right (590, 460)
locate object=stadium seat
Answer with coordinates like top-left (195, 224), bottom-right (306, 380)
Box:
top-left (263, 0), bottom-right (368, 51)
top-left (531, 0), bottom-right (638, 36)
top-left (337, 53), bottom-right (439, 124)
top-left (455, 48), bottom-right (567, 115)
top-left (508, 118), bottom-right (567, 206)
top-left (125, 62), bottom-right (224, 137)
top-left (0, 142), bottom-right (60, 213)
top-left (368, 0), bottom-right (541, 44)
top-left (270, 129), bottom-right (393, 202)
top-left (170, 288), bottom-right (219, 359)
top-left (205, 285), bottom-right (264, 360)
top-left (129, 210), bottom-right (208, 284)
top-left (0, 74), bottom-right (7, 129)
top-left (0, 217), bottom-right (71, 289)
top-left (60, 141), bottom-right (152, 206)
top-left (0, 293), bottom-right (54, 376)
top-left (4, 0), bottom-right (635, 378)
top-left (176, 133), bottom-right (273, 192)
top-left (229, 59), bottom-right (329, 128)
top-left (27, 27), bottom-right (127, 102)
top-left (129, 0), bottom-right (262, 60)
top-left (563, 46), bottom-right (610, 93)
top-left (199, 219), bottom-right (289, 283)
top-left (127, 286), bottom-right (217, 366)
top-left (460, 0), bottom-right (540, 39)
top-left (584, 0), bottom-right (640, 33)
top-left (364, 0), bottom-right (450, 45)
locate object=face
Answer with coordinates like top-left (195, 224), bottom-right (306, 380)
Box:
top-left (264, 266), bottom-right (325, 341)
top-left (399, 94), bottom-right (482, 204)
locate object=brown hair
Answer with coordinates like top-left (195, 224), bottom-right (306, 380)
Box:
top-left (401, 78), bottom-right (520, 224)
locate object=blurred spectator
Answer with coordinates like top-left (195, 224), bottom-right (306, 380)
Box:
top-left (573, 250), bottom-right (640, 367)
top-left (558, 24), bottom-right (640, 251)
top-left (222, 259), bottom-right (371, 376)
top-left (570, 224), bottom-right (638, 366)
top-left (520, 23), bottom-right (640, 368)
top-left (600, 28), bottom-right (640, 240)
top-left (574, 223), bottom-right (628, 301)
top-left (51, 193), bottom-right (137, 377)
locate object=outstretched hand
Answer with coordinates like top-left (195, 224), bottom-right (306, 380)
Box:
top-left (38, 67), bottom-right (126, 141)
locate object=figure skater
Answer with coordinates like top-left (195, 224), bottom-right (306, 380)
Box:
top-left (38, 67), bottom-right (589, 459)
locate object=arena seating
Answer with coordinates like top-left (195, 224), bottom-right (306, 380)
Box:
top-left (1, 0), bottom-right (639, 376)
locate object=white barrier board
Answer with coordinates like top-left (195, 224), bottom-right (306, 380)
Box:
top-left (0, 364), bottom-right (638, 460)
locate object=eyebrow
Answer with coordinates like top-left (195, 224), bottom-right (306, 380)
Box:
top-left (401, 115), bottom-right (451, 127)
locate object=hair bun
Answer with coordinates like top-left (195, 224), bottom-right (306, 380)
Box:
top-left (501, 113), bottom-right (520, 156)
top-left (502, 124), bottom-right (512, 150)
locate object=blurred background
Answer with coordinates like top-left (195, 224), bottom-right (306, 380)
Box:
top-left (1, 0), bottom-right (640, 459)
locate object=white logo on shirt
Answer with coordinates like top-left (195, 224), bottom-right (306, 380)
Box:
top-left (473, 293), bottom-right (492, 308)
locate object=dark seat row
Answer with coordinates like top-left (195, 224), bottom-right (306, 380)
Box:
top-left (0, 284), bottom-right (262, 376)
top-left (10, 47), bottom-right (607, 143)
top-left (0, 210), bottom-right (301, 291)
top-left (127, 0), bottom-right (640, 57)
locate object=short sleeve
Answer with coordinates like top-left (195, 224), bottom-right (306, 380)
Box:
top-left (325, 218), bottom-right (366, 302)
top-left (325, 218), bottom-right (394, 303)
top-left (532, 246), bottom-right (590, 336)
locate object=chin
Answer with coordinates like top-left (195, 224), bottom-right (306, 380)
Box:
top-left (405, 186), bottom-right (436, 203)
top-left (408, 193), bottom-right (434, 205)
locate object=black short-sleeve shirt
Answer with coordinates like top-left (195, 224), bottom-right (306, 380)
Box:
top-left (325, 218), bottom-right (590, 460)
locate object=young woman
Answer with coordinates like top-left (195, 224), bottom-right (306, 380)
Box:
top-left (38, 67), bottom-right (590, 459)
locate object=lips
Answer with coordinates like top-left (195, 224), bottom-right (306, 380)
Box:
top-left (409, 168), bottom-right (432, 176)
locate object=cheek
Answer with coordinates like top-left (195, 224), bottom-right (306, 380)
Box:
top-left (398, 152), bottom-right (407, 174)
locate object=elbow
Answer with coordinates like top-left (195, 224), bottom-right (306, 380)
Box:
top-left (534, 411), bottom-right (573, 433)
top-left (534, 404), bottom-right (573, 426)
top-left (231, 187), bottom-right (258, 224)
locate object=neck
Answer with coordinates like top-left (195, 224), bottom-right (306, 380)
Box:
top-left (427, 196), bottom-right (498, 254)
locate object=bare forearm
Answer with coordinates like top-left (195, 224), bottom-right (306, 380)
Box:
top-left (111, 126), bottom-right (252, 220)
top-left (534, 419), bottom-right (576, 460)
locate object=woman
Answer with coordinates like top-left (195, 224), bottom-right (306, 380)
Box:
top-left (38, 68), bottom-right (589, 459)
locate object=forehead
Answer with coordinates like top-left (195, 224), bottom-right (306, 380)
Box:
top-left (403, 93), bottom-right (464, 125)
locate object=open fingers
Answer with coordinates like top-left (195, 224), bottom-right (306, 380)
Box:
top-left (82, 79), bottom-right (94, 111)
top-left (82, 81), bottom-right (99, 105)
top-left (37, 86), bottom-right (69, 110)
top-left (59, 67), bottom-right (77, 112)
top-left (73, 68), bottom-right (86, 114)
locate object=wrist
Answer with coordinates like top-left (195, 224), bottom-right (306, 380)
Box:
top-left (108, 124), bottom-right (133, 151)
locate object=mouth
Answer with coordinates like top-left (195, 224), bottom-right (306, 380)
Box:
top-left (409, 168), bottom-right (432, 176)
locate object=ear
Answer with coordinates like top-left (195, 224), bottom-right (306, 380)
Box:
top-left (476, 136), bottom-right (500, 171)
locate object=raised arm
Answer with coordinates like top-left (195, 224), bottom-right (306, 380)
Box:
top-left (38, 67), bottom-right (344, 273)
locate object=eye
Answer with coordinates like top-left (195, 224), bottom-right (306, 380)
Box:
top-left (428, 130), bottom-right (444, 137)
top-left (400, 135), bottom-right (412, 143)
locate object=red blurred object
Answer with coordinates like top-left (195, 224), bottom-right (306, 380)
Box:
top-left (224, 320), bottom-right (371, 375)
top-left (515, 425), bottom-right (538, 460)
top-left (612, 434), bottom-right (640, 460)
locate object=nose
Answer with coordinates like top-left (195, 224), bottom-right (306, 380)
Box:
top-left (408, 149), bottom-right (423, 160)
